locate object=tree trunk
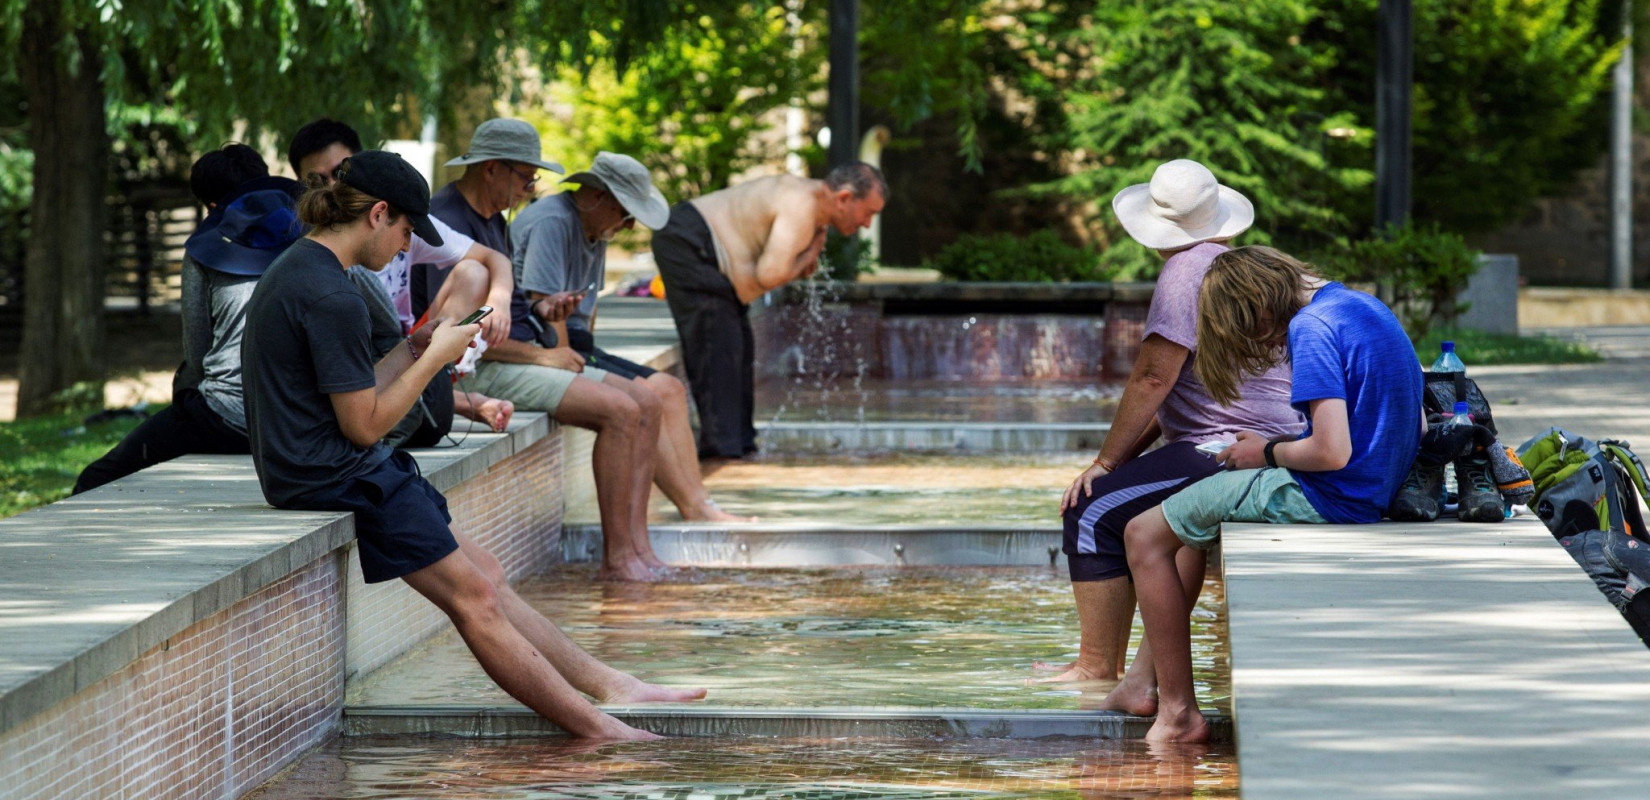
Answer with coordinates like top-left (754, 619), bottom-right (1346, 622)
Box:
top-left (17, 0), bottom-right (109, 417)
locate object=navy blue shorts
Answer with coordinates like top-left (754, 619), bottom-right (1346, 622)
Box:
top-left (1061, 440), bottom-right (1224, 582)
top-left (286, 450), bottom-right (458, 584)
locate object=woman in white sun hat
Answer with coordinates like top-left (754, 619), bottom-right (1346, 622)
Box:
top-left (1041, 159), bottom-right (1304, 701)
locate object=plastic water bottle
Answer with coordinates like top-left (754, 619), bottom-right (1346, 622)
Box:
top-left (1447, 400), bottom-right (1473, 429)
top-left (1430, 341), bottom-right (1466, 374)
top-left (1431, 343), bottom-right (1468, 507)
top-left (1440, 400), bottom-right (1473, 509)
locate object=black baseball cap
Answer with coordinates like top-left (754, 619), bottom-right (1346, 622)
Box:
top-left (337, 150), bottom-right (443, 247)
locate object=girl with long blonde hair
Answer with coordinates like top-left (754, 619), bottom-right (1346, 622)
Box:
top-left (1115, 244), bottom-right (1423, 742)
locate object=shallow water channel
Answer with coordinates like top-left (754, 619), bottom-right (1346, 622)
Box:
top-left (252, 367), bottom-right (1242, 796)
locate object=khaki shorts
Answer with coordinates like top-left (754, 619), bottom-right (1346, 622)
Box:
top-left (1160, 467), bottom-right (1327, 550)
top-left (465, 359), bottom-right (609, 414)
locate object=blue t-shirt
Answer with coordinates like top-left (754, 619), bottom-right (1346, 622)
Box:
top-left (1286, 282), bottom-right (1423, 523)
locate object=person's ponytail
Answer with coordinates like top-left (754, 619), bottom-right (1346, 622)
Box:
top-left (297, 174), bottom-right (380, 230)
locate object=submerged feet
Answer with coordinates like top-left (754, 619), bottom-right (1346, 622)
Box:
top-left (1097, 675), bottom-right (1159, 717)
top-left (598, 676), bottom-right (708, 705)
top-left (1030, 657), bottom-right (1119, 684)
top-left (1144, 707), bottom-right (1210, 743)
top-left (599, 558), bottom-right (663, 583)
top-left (679, 498), bottom-right (757, 524)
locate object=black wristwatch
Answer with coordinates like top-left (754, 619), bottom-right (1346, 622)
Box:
top-left (1263, 440), bottom-right (1280, 468)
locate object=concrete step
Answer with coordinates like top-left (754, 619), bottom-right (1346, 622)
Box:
top-left (754, 421), bottom-right (1109, 453)
top-left (565, 524), bottom-right (1066, 567)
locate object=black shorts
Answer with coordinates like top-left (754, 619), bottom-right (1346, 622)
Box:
top-left (1061, 440), bottom-right (1224, 582)
top-left (566, 328), bottom-right (657, 380)
top-left (583, 346), bottom-right (657, 380)
top-left (286, 450), bottom-right (458, 583)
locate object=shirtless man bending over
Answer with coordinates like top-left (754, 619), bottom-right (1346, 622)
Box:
top-left (652, 162), bottom-right (886, 459)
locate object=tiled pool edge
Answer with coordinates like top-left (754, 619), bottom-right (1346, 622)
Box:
top-left (0, 412), bottom-right (566, 800)
top-left (341, 705), bottom-right (1234, 743)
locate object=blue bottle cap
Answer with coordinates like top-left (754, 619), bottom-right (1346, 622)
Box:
top-left (1453, 401), bottom-right (1470, 415)
top-left (1441, 341), bottom-right (1455, 353)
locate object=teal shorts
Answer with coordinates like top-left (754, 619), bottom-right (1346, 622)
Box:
top-left (1160, 467), bottom-right (1327, 550)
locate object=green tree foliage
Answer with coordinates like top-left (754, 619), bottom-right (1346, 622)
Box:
top-left (528, 3), bottom-right (822, 204)
top-left (924, 230), bottom-right (1108, 282)
top-left (1025, 0), bottom-right (1368, 280)
top-left (1318, 0), bottom-right (1624, 235)
top-left (0, 0), bottom-right (675, 416)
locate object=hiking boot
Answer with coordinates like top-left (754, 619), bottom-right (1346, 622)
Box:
top-left (1455, 455), bottom-right (1505, 523)
top-left (1388, 461), bottom-right (1443, 522)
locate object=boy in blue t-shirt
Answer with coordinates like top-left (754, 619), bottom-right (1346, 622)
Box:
top-left (1104, 246), bottom-right (1422, 743)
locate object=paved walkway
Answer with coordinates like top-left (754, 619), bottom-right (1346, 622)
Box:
top-left (1224, 517), bottom-right (1650, 798)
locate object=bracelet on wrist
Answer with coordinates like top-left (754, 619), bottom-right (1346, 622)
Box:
top-left (405, 337), bottom-right (421, 361)
top-left (1092, 455), bottom-right (1117, 471)
top-left (1263, 440), bottom-right (1279, 468)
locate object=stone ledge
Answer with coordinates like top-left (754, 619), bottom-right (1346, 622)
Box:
top-left (0, 411), bottom-right (553, 739)
top-left (1222, 517), bottom-right (1650, 798)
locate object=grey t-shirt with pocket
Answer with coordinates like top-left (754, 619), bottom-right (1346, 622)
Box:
top-left (512, 193), bottom-right (605, 333)
top-left (242, 238), bottom-right (390, 506)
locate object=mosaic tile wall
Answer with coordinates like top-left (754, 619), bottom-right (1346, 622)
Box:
top-left (345, 430), bottom-right (565, 682)
top-left (0, 557), bottom-right (345, 800)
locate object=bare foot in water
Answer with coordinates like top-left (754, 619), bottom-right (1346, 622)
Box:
top-left (600, 678), bottom-right (708, 705)
top-left (1098, 676), bottom-right (1159, 717)
top-left (599, 559), bottom-right (661, 583)
top-left (680, 498), bottom-right (757, 523)
top-left (586, 716), bottom-right (664, 741)
top-left (1030, 658), bottom-right (1118, 684)
top-left (1144, 707), bottom-right (1210, 744)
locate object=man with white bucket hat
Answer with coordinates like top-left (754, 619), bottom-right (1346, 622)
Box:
top-left (510, 152), bottom-right (753, 524)
top-left (1043, 159), bottom-right (1303, 695)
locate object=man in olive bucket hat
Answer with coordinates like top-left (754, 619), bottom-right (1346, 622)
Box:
top-left (1043, 159), bottom-right (1303, 696)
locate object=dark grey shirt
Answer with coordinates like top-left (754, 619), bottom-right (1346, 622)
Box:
top-left (512, 193), bottom-right (605, 333)
top-left (242, 238), bottom-right (390, 506)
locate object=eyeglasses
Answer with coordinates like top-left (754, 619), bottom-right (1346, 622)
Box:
top-left (503, 163), bottom-right (539, 189)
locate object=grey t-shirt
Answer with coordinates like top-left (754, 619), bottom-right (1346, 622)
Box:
top-left (242, 238), bottom-right (390, 506)
top-left (511, 193), bottom-right (605, 333)
top-left (188, 261), bottom-right (260, 433)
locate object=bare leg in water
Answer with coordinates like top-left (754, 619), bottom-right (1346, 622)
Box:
top-left (1116, 507), bottom-right (1210, 743)
top-left (1033, 577), bottom-right (1134, 682)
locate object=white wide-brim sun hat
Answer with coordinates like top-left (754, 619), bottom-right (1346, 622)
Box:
top-left (1111, 159), bottom-right (1254, 251)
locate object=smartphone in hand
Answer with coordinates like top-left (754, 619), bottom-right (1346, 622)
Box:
top-left (458, 305), bottom-right (493, 326)
top-left (1195, 440), bottom-right (1231, 457)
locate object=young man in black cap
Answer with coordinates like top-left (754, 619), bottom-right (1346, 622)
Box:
top-left (243, 150), bottom-right (702, 739)
top-left (74, 145), bottom-right (305, 493)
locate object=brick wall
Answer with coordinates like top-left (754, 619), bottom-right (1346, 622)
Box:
top-left (0, 557), bottom-right (345, 800)
top-left (0, 426), bottom-right (567, 800)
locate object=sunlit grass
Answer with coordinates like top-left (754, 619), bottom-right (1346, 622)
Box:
top-left (0, 407), bottom-right (150, 518)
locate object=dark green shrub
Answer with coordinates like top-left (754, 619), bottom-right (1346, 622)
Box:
top-left (925, 231), bottom-right (1108, 282)
top-left (1313, 222), bottom-right (1481, 342)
